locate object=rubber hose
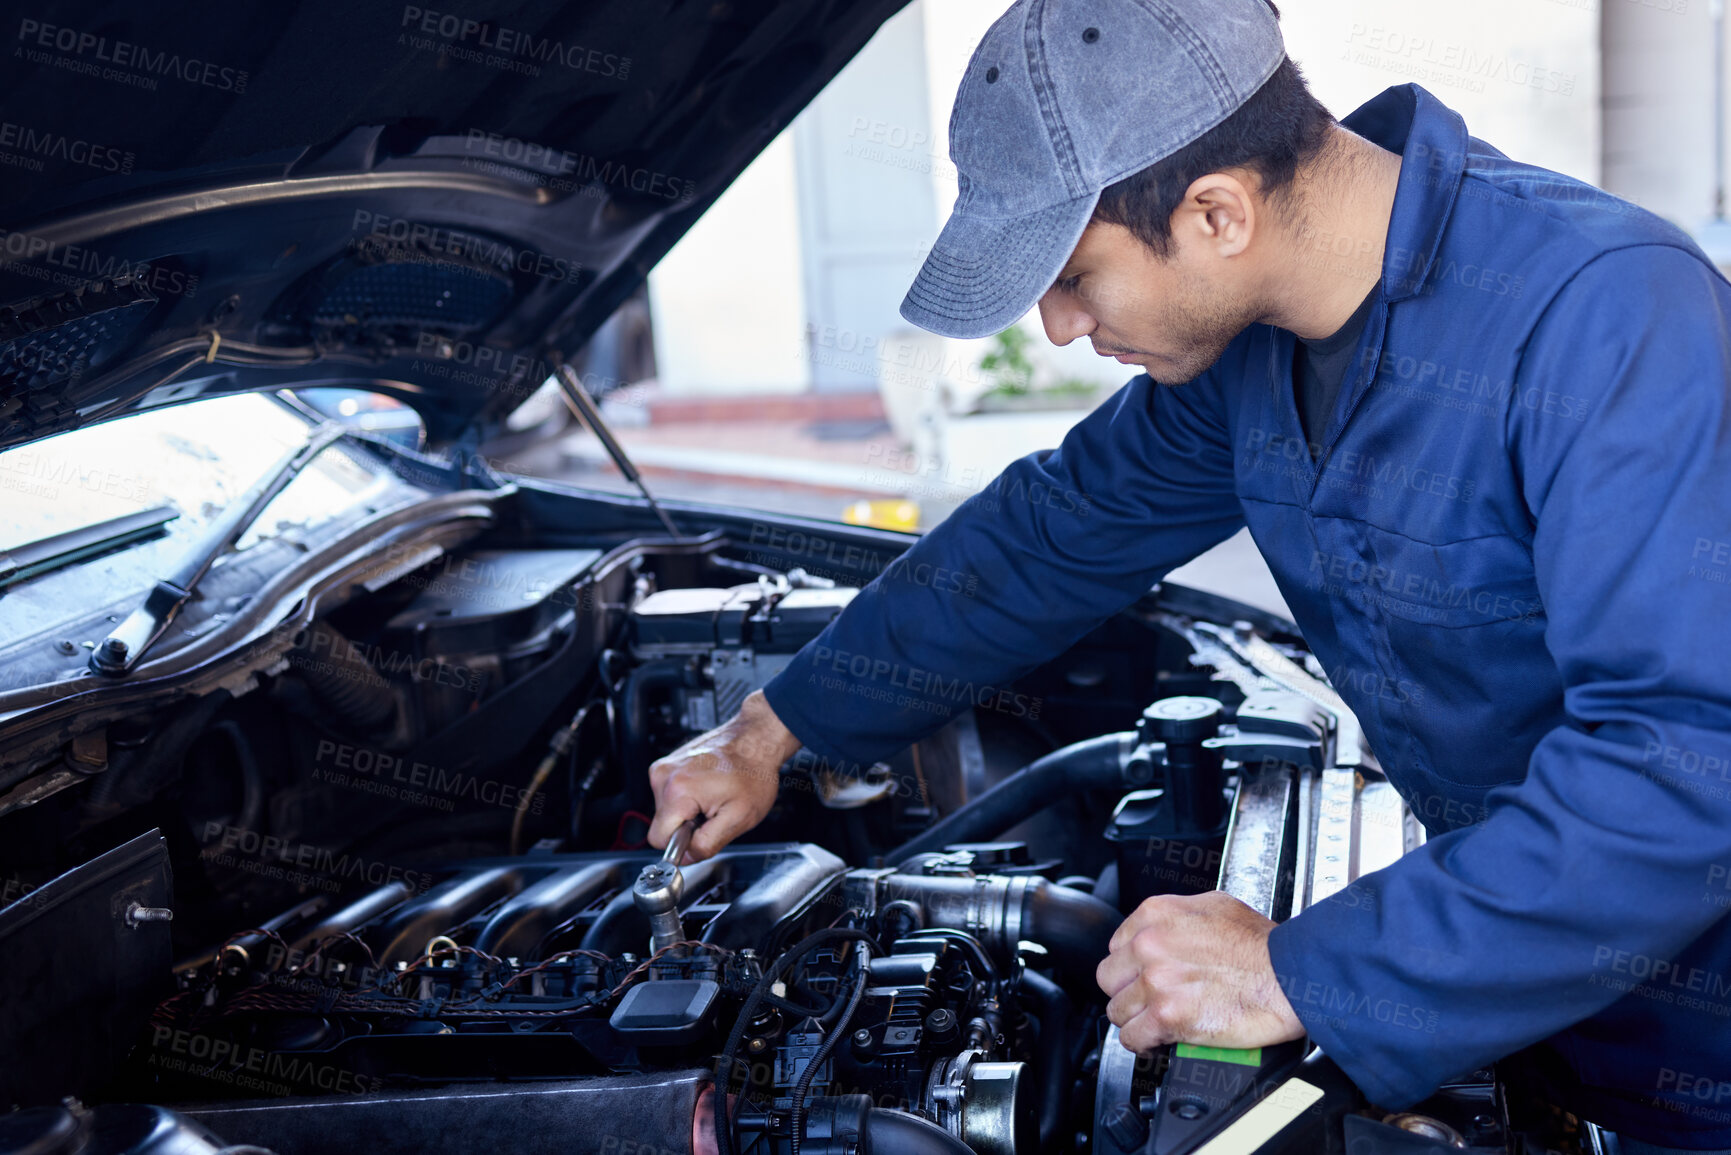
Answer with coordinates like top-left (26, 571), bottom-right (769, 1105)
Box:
top-left (1020, 879), bottom-right (1121, 989)
top-left (619, 660), bottom-right (687, 812)
top-left (296, 623), bottom-right (395, 732)
top-left (210, 720), bottom-right (266, 837)
top-left (863, 1109), bottom-right (975, 1155)
top-left (1018, 969), bottom-right (1074, 1150)
top-left (888, 732), bottom-right (1132, 864)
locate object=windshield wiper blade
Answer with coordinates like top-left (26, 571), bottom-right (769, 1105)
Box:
top-left (90, 422), bottom-right (349, 677)
top-left (0, 505), bottom-right (180, 592)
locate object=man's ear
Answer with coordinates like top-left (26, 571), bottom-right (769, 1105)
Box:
top-left (1176, 171), bottom-right (1256, 258)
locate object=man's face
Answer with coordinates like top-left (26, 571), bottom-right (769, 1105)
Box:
top-left (1036, 217), bottom-right (1260, 386)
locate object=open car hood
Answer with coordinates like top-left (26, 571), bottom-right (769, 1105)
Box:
top-left (0, 0), bottom-right (909, 449)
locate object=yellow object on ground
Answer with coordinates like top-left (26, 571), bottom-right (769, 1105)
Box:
top-left (842, 499), bottom-right (920, 532)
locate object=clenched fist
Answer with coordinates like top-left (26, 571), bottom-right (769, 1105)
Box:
top-left (1096, 890), bottom-right (1305, 1053)
top-left (647, 690), bottom-right (803, 864)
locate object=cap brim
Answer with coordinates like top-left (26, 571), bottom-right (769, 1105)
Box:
top-left (900, 191), bottom-right (1100, 340)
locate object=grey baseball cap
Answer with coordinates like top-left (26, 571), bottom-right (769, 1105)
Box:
top-left (901, 0), bottom-right (1286, 340)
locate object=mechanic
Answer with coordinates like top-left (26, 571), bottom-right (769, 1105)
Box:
top-left (647, 0), bottom-right (1731, 1150)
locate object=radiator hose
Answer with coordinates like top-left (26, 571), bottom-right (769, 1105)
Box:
top-left (888, 732), bottom-right (1134, 864)
top-left (877, 871), bottom-right (1119, 988)
top-left (1018, 969), bottom-right (1074, 1149)
top-left (863, 1108), bottom-right (974, 1154)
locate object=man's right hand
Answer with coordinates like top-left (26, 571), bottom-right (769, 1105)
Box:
top-left (647, 689), bottom-right (803, 864)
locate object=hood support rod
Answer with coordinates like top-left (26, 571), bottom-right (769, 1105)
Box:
top-left (552, 362), bottom-right (680, 539)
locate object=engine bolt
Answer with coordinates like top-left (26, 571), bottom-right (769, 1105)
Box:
top-left (925, 1007), bottom-right (959, 1043)
top-left (1103, 1104), bottom-right (1149, 1149)
top-left (748, 1037), bottom-right (767, 1054)
top-left (123, 902), bottom-right (173, 928)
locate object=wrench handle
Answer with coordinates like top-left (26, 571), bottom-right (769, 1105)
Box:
top-left (664, 818), bottom-right (697, 864)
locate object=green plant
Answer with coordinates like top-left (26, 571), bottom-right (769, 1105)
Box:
top-left (978, 326), bottom-right (1099, 403)
top-left (979, 326), bottom-right (1037, 397)
top-left (1042, 377), bottom-right (1098, 398)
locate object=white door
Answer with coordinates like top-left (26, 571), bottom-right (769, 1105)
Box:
top-left (793, 2), bottom-right (941, 393)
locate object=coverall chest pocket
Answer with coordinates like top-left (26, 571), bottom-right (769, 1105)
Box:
top-left (1357, 531), bottom-right (1545, 631)
top-left (1357, 528), bottom-right (1550, 791)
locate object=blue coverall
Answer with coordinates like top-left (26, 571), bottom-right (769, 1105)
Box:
top-left (763, 85), bottom-right (1731, 1146)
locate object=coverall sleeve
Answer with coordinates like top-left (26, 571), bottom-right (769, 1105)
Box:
top-left (1265, 244), bottom-right (1731, 1106)
top-left (762, 370), bottom-right (1245, 768)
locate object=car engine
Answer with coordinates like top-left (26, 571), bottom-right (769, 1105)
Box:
top-left (0, 525), bottom-right (1552, 1155)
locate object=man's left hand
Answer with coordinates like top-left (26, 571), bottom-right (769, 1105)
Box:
top-left (1097, 890), bottom-right (1306, 1052)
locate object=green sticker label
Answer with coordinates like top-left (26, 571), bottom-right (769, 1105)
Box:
top-left (1174, 1043), bottom-right (1262, 1067)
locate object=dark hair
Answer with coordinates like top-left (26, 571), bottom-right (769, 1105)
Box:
top-left (1091, 56), bottom-right (1333, 256)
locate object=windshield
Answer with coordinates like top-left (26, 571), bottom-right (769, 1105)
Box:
top-left (0, 393), bottom-right (382, 551)
top-left (0, 393), bottom-right (392, 645)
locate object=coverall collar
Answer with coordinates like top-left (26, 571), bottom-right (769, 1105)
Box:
top-left (1339, 84), bottom-right (1472, 303)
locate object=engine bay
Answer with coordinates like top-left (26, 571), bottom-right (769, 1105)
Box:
top-left (0, 519), bottom-right (1591, 1155)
